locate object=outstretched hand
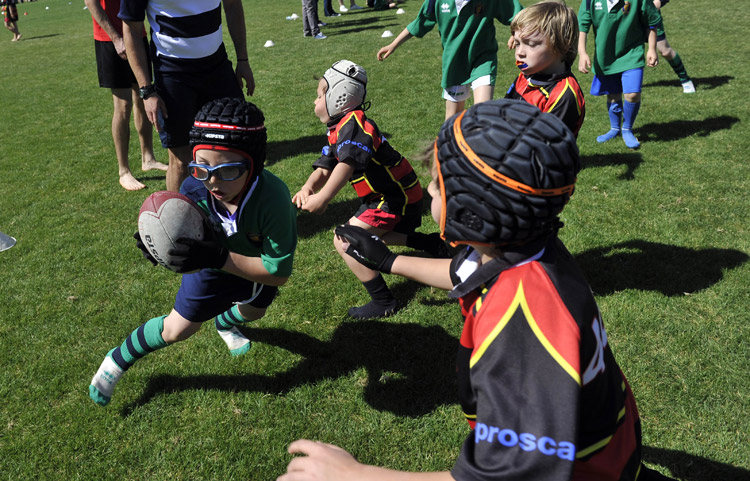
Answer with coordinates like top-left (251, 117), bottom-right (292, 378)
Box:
top-left (334, 224), bottom-right (396, 273)
top-left (277, 440), bottom-right (362, 481)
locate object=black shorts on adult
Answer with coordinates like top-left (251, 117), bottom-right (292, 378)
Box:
top-left (4, 4), bottom-right (18, 23)
top-left (155, 59), bottom-right (243, 148)
top-left (94, 37), bottom-right (151, 89)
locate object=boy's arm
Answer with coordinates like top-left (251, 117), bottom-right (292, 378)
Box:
top-left (301, 162), bottom-right (354, 214)
top-left (220, 254), bottom-right (289, 286)
top-left (85, 0), bottom-right (126, 58)
top-left (223, 0), bottom-right (255, 96)
top-left (292, 168), bottom-right (331, 208)
top-left (646, 29), bottom-right (658, 67)
top-left (577, 32), bottom-right (591, 74)
top-left (377, 28), bottom-right (413, 61)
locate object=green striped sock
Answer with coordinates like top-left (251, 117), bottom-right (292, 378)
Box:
top-left (110, 315), bottom-right (168, 370)
top-left (668, 53), bottom-right (690, 83)
top-left (215, 305), bottom-right (248, 331)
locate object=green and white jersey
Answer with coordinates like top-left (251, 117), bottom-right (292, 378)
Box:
top-left (578, 0), bottom-right (661, 76)
top-left (406, 0), bottom-right (522, 88)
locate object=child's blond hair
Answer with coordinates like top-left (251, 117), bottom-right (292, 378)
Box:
top-left (511, 1), bottom-right (579, 67)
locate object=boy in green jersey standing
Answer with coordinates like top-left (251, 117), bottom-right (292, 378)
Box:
top-left (578, 0), bottom-right (660, 149)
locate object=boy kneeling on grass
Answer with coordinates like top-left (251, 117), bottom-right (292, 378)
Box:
top-left (89, 98), bottom-right (297, 407)
top-left (279, 99), bottom-right (674, 481)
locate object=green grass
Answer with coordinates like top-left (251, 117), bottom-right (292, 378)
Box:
top-left (1, 0), bottom-right (748, 479)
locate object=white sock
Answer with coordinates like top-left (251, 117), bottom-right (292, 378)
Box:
top-left (216, 326), bottom-right (251, 356)
top-left (89, 355), bottom-right (124, 405)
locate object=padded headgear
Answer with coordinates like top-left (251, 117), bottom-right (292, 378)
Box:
top-left (323, 60), bottom-right (367, 118)
top-left (434, 99), bottom-right (581, 247)
top-left (189, 97), bottom-right (267, 183)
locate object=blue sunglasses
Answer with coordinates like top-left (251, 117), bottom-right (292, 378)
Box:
top-left (188, 162), bottom-right (248, 181)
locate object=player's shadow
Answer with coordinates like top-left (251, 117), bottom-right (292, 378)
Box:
top-left (637, 115), bottom-right (739, 143)
top-left (643, 446), bottom-right (750, 481)
top-left (574, 240), bottom-right (748, 297)
top-left (642, 75), bottom-right (732, 91)
top-left (266, 135), bottom-right (328, 167)
top-left (122, 320), bottom-right (459, 417)
top-left (581, 152), bottom-right (643, 180)
top-left (326, 16), bottom-right (399, 36)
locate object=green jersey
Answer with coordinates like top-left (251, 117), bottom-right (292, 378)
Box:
top-left (406, 0), bottom-right (522, 88)
top-left (578, 0), bottom-right (661, 76)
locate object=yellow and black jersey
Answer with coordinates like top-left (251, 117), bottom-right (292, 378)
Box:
top-left (313, 110), bottom-right (423, 216)
top-left (450, 237), bottom-right (643, 480)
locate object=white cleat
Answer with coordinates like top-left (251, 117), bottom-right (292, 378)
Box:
top-left (216, 326), bottom-right (251, 356)
top-left (681, 80), bottom-right (696, 94)
top-left (89, 354), bottom-right (124, 406)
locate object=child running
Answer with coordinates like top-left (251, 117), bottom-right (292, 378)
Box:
top-left (653, 0), bottom-right (695, 93)
top-left (506, 0), bottom-right (585, 137)
top-left (577, 0), bottom-right (660, 149)
top-left (293, 60), bottom-right (447, 320)
top-left (89, 98), bottom-right (297, 406)
top-left (279, 99), bottom-right (675, 481)
top-left (377, 0), bottom-right (523, 120)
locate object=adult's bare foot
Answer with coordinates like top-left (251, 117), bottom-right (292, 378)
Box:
top-left (119, 172), bottom-right (146, 191)
top-left (141, 159), bottom-right (168, 172)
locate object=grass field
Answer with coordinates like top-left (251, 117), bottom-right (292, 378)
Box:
top-left (0, 0), bottom-right (748, 479)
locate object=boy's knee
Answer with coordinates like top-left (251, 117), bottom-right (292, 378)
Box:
top-left (623, 92), bottom-right (641, 103)
top-left (237, 304), bottom-right (267, 322)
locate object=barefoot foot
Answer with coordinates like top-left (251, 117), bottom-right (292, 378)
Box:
top-left (141, 159), bottom-right (168, 172)
top-left (119, 172), bottom-right (146, 191)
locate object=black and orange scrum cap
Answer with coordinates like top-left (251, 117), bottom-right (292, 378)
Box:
top-left (434, 99), bottom-right (581, 247)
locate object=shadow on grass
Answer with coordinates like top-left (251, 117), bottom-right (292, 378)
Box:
top-left (644, 446), bottom-right (750, 481)
top-left (637, 115), bottom-right (739, 143)
top-left (575, 240), bottom-right (748, 296)
top-left (582, 152), bottom-right (643, 180)
top-left (121, 320), bottom-right (459, 417)
top-left (642, 75), bottom-right (733, 91)
top-left (266, 135), bottom-right (327, 167)
top-left (18, 34), bottom-right (62, 41)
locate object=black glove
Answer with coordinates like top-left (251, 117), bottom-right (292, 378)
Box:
top-left (334, 224), bottom-right (396, 273)
top-left (168, 218), bottom-right (228, 273)
top-left (133, 231), bottom-right (158, 266)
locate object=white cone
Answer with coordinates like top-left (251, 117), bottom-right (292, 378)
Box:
top-left (0, 232), bottom-right (16, 252)
top-left (396, 8), bottom-right (405, 14)
top-left (382, 30), bottom-right (394, 38)
top-left (264, 40), bottom-right (275, 47)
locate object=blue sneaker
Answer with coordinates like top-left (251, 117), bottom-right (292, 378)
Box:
top-left (313, 33), bottom-right (327, 39)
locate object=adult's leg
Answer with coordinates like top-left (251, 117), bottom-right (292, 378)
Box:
top-left (166, 145), bottom-right (191, 192)
top-left (131, 87), bottom-right (167, 173)
top-left (111, 88), bottom-right (146, 191)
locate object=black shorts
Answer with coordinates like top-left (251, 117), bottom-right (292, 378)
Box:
top-left (94, 37), bottom-right (151, 89)
top-left (4, 4), bottom-right (18, 23)
top-left (154, 59), bottom-right (243, 148)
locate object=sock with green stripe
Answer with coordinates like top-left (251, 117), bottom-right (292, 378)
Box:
top-left (215, 305), bottom-right (252, 356)
top-left (667, 52), bottom-right (690, 83)
top-left (89, 315), bottom-right (168, 406)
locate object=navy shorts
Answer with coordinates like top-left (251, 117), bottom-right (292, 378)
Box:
top-left (590, 68), bottom-right (644, 96)
top-left (154, 60), bottom-right (243, 148)
top-left (95, 38), bottom-right (150, 89)
top-left (173, 268), bottom-right (278, 323)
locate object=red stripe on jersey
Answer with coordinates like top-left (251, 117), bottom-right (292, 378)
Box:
top-left (403, 182), bottom-right (423, 204)
top-left (469, 262), bottom-right (581, 383)
top-left (351, 177), bottom-right (375, 197)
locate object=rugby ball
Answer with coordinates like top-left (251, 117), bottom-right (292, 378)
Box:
top-left (138, 191), bottom-right (206, 272)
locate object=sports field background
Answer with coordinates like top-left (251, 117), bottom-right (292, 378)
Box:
top-left (0, 0), bottom-right (748, 479)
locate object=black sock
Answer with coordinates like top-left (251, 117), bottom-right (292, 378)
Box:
top-left (406, 232), bottom-right (450, 258)
top-left (348, 275), bottom-right (398, 319)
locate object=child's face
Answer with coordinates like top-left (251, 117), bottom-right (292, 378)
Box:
top-left (512, 28), bottom-right (564, 76)
top-left (192, 149), bottom-right (250, 204)
top-left (314, 79), bottom-right (331, 124)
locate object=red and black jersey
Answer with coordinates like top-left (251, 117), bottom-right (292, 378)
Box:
top-left (449, 237), bottom-right (643, 481)
top-left (505, 71), bottom-right (586, 138)
top-left (313, 110), bottom-right (423, 216)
